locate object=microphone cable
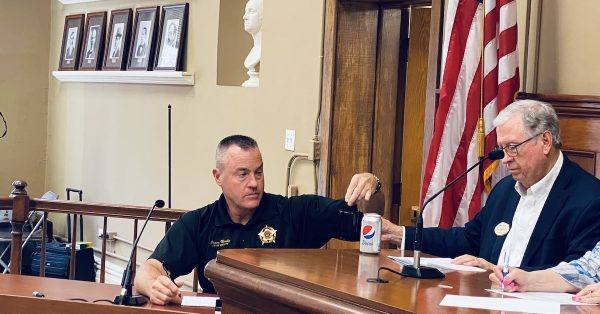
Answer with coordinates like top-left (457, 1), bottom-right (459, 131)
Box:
top-left (367, 266), bottom-right (404, 283)
top-left (0, 111), bottom-right (6, 139)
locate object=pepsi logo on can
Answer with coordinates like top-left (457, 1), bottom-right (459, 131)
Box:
top-left (360, 213), bottom-right (381, 254)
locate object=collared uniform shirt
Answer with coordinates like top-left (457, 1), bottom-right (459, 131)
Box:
top-left (499, 152), bottom-right (564, 267)
top-left (150, 193), bottom-right (361, 294)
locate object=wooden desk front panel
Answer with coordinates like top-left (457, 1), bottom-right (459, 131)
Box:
top-left (206, 249), bottom-right (589, 314)
top-left (206, 249), bottom-right (487, 313)
top-left (0, 274), bottom-right (213, 314)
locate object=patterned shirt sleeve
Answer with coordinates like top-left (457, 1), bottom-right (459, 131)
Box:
top-left (551, 243), bottom-right (600, 289)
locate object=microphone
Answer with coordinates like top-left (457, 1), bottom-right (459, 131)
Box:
top-left (114, 199), bottom-right (165, 306)
top-left (400, 149), bottom-right (504, 279)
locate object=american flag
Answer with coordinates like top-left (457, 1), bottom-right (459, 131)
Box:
top-left (420, 0), bottom-right (520, 228)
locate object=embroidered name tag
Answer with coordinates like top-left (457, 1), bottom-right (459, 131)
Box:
top-left (210, 239), bottom-right (231, 247)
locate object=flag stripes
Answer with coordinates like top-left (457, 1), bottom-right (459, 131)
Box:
top-left (421, 0), bottom-right (519, 228)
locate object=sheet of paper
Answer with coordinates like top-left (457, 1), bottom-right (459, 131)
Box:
top-left (440, 294), bottom-right (560, 314)
top-left (487, 289), bottom-right (597, 305)
top-left (388, 256), bottom-right (486, 272)
top-left (181, 296), bottom-right (219, 307)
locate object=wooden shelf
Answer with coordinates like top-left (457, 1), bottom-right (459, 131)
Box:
top-left (58, 0), bottom-right (103, 4)
top-left (52, 71), bottom-right (195, 86)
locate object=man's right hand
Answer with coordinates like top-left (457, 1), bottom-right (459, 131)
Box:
top-left (134, 258), bottom-right (184, 305)
top-left (147, 275), bottom-right (184, 305)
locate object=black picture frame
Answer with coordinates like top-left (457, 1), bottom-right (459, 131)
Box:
top-left (127, 6), bottom-right (160, 71)
top-left (79, 12), bottom-right (107, 71)
top-left (103, 9), bottom-right (133, 70)
top-left (58, 14), bottom-right (85, 71)
top-left (154, 3), bottom-right (189, 71)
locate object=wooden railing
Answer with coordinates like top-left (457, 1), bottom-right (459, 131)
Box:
top-left (0, 180), bottom-right (193, 289)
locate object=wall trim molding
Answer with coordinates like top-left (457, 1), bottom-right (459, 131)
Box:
top-left (52, 71), bottom-right (195, 85)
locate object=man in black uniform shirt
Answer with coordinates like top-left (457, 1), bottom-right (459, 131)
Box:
top-left (135, 135), bottom-right (383, 305)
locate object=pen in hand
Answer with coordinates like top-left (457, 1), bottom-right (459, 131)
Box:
top-left (501, 244), bottom-right (510, 291)
top-left (163, 263), bottom-right (182, 298)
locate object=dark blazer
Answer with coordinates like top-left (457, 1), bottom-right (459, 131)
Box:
top-left (404, 156), bottom-right (600, 271)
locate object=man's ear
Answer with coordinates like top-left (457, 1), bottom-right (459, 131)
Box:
top-left (542, 131), bottom-right (553, 155)
top-left (213, 168), bottom-right (222, 186)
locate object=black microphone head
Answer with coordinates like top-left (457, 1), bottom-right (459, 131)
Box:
top-left (488, 149), bottom-right (504, 160)
top-left (155, 200), bottom-right (165, 208)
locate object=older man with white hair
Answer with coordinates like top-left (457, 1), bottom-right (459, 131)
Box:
top-left (382, 99), bottom-right (600, 273)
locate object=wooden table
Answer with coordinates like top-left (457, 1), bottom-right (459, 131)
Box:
top-left (205, 248), bottom-right (596, 313)
top-left (0, 273), bottom-right (215, 314)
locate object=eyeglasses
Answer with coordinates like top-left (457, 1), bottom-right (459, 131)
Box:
top-left (497, 132), bottom-right (544, 157)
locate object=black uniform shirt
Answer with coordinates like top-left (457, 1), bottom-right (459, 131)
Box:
top-left (150, 192), bottom-right (361, 294)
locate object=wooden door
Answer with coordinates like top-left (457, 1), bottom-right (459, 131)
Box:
top-left (319, 0), bottom-right (437, 249)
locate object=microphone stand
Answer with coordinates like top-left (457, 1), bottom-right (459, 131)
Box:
top-left (400, 150), bottom-right (504, 279)
top-left (113, 200), bottom-right (165, 306)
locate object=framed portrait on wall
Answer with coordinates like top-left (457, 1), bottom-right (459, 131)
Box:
top-left (103, 8), bottom-right (133, 70)
top-left (58, 14), bottom-right (85, 70)
top-left (154, 3), bottom-right (189, 71)
top-left (127, 6), bottom-right (159, 71)
top-left (79, 12), bottom-right (107, 70)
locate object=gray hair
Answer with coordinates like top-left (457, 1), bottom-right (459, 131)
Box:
top-left (493, 99), bottom-right (562, 148)
top-left (215, 135), bottom-right (259, 169)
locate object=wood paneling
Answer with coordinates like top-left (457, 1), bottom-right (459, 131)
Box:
top-left (563, 150), bottom-right (596, 176)
top-left (399, 7), bottom-right (431, 226)
top-left (329, 2), bottom-right (379, 201)
top-left (560, 117), bottom-right (600, 153)
top-left (372, 7), bottom-right (405, 226)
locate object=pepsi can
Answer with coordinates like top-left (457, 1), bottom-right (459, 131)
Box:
top-left (360, 213), bottom-right (381, 254)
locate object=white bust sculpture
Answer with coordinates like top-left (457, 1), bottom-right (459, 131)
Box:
top-left (242, 0), bottom-right (263, 87)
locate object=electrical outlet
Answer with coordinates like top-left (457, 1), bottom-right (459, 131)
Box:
top-left (97, 229), bottom-right (117, 241)
top-left (284, 129), bottom-right (295, 151)
top-left (308, 138), bottom-right (321, 161)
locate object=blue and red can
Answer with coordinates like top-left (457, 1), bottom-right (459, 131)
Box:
top-left (360, 213), bottom-right (381, 254)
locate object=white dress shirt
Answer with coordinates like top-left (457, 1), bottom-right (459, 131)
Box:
top-left (498, 151), bottom-right (564, 267)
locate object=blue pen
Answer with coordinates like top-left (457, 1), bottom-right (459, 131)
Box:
top-left (501, 243), bottom-right (510, 291)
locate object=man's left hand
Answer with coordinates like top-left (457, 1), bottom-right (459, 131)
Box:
top-left (452, 254), bottom-right (495, 271)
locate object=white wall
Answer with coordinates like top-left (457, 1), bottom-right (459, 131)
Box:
top-left (45, 0), bottom-right (324, 265)
top-left (535, 0), bottom-right (600, 95)
top-left (0, 1), bottom-right (50, 198)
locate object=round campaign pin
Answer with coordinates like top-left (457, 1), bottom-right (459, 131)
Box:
top-left (494, 222), bottom-right (510, 236)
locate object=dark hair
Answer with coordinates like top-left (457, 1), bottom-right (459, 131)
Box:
top-left (215, 135), bottom-right (259, 169)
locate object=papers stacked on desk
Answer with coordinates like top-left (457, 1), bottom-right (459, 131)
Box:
top-left (388, 256), bottom-right (486, 272)
top-left (440, 295), bottom-right (560, 313)
top-left (440, 291), bottom-right (596, 313)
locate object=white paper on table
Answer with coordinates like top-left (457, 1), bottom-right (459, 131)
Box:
top-left (181, 296), bottom-right (219, 307)
top-left (388, 256), bottom-right (486, 272)
top-left (487, 289), bottom-right (597, 305)
top-left (440, 294), bottom-right (560, 314)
